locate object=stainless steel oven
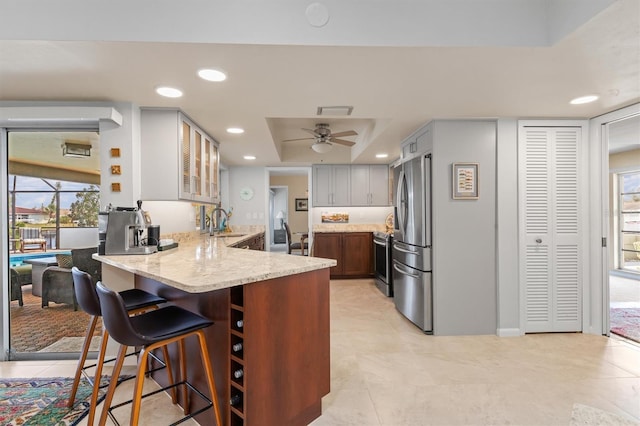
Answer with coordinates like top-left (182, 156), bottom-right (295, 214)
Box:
top-left (373, 231), bottom-right (393, 296)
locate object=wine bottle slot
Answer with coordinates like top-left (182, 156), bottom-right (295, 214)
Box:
top-left (230, 394), bottom-right (242, 406)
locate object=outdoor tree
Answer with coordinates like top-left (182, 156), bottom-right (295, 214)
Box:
top-left (69, 185), bottom-right (100, 227)
top-left (44, 181), bottom-right (62, 222)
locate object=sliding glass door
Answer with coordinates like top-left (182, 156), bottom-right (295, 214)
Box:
top-left (6, 129), bottom-right (101, 359)
top-left (619, 170), bottom-right (640, 274)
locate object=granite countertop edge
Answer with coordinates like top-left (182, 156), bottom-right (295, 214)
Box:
top-left (94, 231), bottom-right (336, 293)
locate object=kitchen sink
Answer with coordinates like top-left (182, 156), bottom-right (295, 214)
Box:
top-left (213, 233), bottom-right (247, 238)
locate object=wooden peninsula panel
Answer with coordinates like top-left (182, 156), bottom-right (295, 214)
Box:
top-left (136, 267), bottom-right (330, 426)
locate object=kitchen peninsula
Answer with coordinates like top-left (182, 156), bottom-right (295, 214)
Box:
top-left (95, 231), bottom-right (336, 426)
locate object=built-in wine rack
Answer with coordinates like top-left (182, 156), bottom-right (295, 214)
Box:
top-left (229, 286), bottom-right (245, 425)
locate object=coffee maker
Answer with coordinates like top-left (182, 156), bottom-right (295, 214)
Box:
top-left (102, 201), bottom-right (158, 255)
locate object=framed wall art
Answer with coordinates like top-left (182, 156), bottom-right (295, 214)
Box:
top-left (295, 198), bottom-right (308, 211)
top-left (452, 163), bottom-right (479, 199)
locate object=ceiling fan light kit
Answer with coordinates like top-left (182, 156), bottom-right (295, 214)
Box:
top-left (311, 142), bottom-right (333, 153)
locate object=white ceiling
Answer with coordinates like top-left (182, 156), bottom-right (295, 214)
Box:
top-left (0, 0), bottom-right (638, 166)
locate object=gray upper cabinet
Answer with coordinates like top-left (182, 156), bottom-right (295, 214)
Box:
top-left (350, 165), bottom-right (390, 206)
top-left (313, 165), bottom-right (351, 206)
top-left (401, 123), bottom-right (432, 161)
top-left (141, 108), bottom-right (220, 204)
top-left (313, 164), bottom-right (389, 207)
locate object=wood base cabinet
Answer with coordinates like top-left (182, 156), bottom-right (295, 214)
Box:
top-left (139, 268), bottom-right (330, 426)
top-left (313, 232), bottom-right (373, 278)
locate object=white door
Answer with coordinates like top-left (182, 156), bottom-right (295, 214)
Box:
top-left (519, 125), bottom-right (584, 333)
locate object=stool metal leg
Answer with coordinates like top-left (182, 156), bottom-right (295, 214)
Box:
top-left (126, 332), bottom-right (221, 426)
top-left (68, 314), bottom-right (99, 408)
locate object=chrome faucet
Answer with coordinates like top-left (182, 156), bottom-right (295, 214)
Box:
top-left (209, 207), bottom-right (229, 235)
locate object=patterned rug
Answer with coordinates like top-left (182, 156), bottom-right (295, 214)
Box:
top-left (610, 307), bottom-right (640, 344)
top-left (0, 376), bottom-right (107, 426)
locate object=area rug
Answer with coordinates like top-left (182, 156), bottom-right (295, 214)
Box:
top-left (0, 376), bottom-right (107, 426)
top-left (610, 307), bottom-right (640, 344)
top-left (570, 403), bottom-right (640, 425)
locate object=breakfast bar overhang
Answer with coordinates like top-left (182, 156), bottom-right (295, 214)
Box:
top-left (94, 233), bottom-right (335, 426)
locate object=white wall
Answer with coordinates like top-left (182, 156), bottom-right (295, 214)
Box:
top-left (496, 119), bottom-right (520, 336)
top-left (142, 201), bottom-right (198, 234)
top-left (431, 120), bottom-right (497, 336)
top-left (98, 102), bottom-right (141, 209)
top-left (227, 167), bottom-right (267, 226)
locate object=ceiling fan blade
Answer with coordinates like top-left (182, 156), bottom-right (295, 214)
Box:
top-left (282, 137), bottom-right (315, 142)
top-left (331, 138), bottom-right (356, 147)
top-left (330, 130), bottom-right (358, 138)
top-left (302, 128), bottom-right (321, 137)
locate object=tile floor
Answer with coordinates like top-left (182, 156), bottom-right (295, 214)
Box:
top-left (2, 279), bottom-right (640, 425)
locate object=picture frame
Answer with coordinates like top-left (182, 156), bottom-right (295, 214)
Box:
top-left (452, 163), bottom-right (479, 199)
top-left (295, 198), bottom-right (308, 211)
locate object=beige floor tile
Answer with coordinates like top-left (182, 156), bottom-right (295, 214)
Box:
top-left (3, 279), bottom-right (640, 425)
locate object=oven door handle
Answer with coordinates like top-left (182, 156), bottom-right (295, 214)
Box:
top-left (373, 239), bottom-right (387, 246)
top-left (393, 260), bottom-right (420, 279)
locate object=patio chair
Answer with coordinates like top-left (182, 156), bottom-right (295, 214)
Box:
top-left (10, 268), bottom-right (24, 306)
top-left (41, 247), bottom-right (102, 310)
top-left (19, 227), bottom-right (46, 252)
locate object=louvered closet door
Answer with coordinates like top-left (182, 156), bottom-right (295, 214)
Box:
top-left (519, 127), bottom-right (582, 333)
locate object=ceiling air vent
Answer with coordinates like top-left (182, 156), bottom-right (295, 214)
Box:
top-left (316, 106), bottom-right (353, 116)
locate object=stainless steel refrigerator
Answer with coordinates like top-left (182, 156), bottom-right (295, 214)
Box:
top-left (392, 154), bottom-right (432, 332)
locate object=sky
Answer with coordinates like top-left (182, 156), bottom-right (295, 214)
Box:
top-left (9, 175), bottom-right (97, 211)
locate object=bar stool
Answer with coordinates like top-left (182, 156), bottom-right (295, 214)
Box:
top-left (95, 281), bottom-right (223, 426)
top-left (68, 267), bottom-right (168, 425)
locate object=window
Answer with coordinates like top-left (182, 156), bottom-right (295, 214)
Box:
top-left (619, 170), bottom-right (640, 273)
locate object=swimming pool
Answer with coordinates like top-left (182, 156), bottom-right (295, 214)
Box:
top-left (9, 251), bottom-right (71, 267)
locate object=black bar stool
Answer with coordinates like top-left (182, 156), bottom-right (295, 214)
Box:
top-left (69, 267), bottom-right (168, 425)
top-left (95, 281), bottom-right (223, 426)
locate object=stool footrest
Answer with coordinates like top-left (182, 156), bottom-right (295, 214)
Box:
top-left (80, 350), bottom-right (166, 389)
top-left (106, 379), bottom-right (214, 426)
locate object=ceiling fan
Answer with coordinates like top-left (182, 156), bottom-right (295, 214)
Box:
top-left (282, 123), bottom-right (358, 153)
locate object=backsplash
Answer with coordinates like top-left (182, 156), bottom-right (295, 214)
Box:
top-left (161, 224), bottom-right (266, 244)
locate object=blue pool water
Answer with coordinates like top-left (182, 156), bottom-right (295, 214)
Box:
top-left (10, 251), bottom-right (71, 267)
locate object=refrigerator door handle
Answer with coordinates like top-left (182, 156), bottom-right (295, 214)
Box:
top-left (396, 170), bottom-right (407, 239)
top-left (393, 260), bottom-right (420, 279)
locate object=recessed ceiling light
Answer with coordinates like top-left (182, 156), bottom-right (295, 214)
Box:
top-left (227, 127), bottom-right (244, 134)
top-left (155, 86), bottom-right (183, 98)
top-left (376, 153), bottom-right (388, 158)
top-left (570, 95), bottom-right (599, 105)
top-left (198, 69), bottom-right (227, 82)
top-left (243, 155), bottom-right (256, 160)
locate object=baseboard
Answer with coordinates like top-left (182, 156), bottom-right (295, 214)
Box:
top-left (497, 328), bottom-right (522, 337)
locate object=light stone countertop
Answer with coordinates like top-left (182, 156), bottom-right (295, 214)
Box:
top-left (94, 232), bottom-right (336, 293)
top-left (313, 223), bottom-right (387, 233)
